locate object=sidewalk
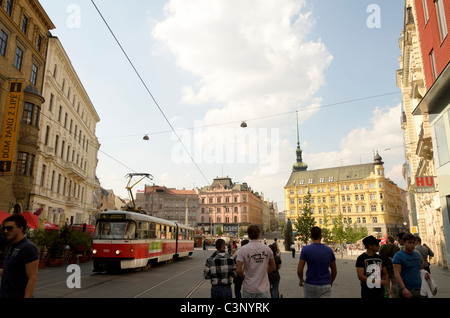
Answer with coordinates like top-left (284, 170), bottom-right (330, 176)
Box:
top-left (192, 247), bottom-right (450, 298)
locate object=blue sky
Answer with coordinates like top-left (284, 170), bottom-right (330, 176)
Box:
top-left (39, 0), bottom-right (406, 209)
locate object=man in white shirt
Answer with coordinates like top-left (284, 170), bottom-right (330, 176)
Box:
top-left (236, 225), bottom-right (276, 298)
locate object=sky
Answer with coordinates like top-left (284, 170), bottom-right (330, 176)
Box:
top-left (39, 0), bottom-right (407, 210)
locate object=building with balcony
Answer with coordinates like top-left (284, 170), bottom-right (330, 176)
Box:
top-left (0, 0), bottom-right (54, 213)
top-left (407, 0), bottom-right (450, 268)
top-left (29, 36), bottom-right (100, 227)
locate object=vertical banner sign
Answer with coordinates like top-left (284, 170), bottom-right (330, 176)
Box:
top-left (0, 81), bottom-right (23, 174)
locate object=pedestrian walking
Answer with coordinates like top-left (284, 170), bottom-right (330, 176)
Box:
top-left (356, 236), bottom-right (390, 298)
top-left (414, 237), bottom-right (434, 273)
top-left (203, 238), bottom-right (236, 298)
top-left (297, 226), bottom-right (337, 298)
top-left (379, 235), bottom-right (400, 298)
top-left (272, 238), bottom-right (280, 256)
top-left (396, 232), bottom-right (405, 250)
top-left (290, 242), bottom-right (296, 258)
top-left (233, 239), bottom-right (248, 298)
top-left (268, 244), bottom-right (282, 298)
top-left (236, 225), bottom-right (276, 298)
top-left (0, 214), bottom-right (39, 298)
top-left (392, 233), bottom-right (425, 298)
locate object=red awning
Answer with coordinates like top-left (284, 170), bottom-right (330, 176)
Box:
top-left (0, 210), bottom-right (11, 223)
top-left (22, 211), bottom-right (39, 229)
top-left (44, 221), bottom-right (58, 230)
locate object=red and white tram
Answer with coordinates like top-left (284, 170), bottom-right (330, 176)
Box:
top-left (92, 210), bottom-right (194, 272)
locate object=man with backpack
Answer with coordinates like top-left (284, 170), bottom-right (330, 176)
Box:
top-left (379, 235), bottom-right (400, 298)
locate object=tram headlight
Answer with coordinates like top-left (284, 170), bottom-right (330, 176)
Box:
top-left (92, 249), bottom-right (97, 255)
top-left (115, 249), bottom-right (121, 255)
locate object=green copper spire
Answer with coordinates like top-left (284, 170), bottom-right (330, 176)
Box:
top-left (293, 111), bottom-right (308, 172)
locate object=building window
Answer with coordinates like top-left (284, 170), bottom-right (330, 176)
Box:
top-left (434, 114), bottom-right (450, 166)
top-left (15, 152), bottom-right (34, 176)
top-left (31, 64), bottom-right (38, 85)
top-left (40, 164), bottom-right (46, 187)
top-left (16, 152), bottom-right (27, 175)
top-left (22, 103), bottom-right (33, 124)
top-left (328, 177), bottom-right (334, 182)
top-left (5, 0), bottom-right (13, 16)
top-left (22, 103), bottom-right (40, 127)
top-left (435, 0), bottom-right (448, 42)
top-left (0, 29), bottom-right (7, 56)
top-left (430, 49), bottom-right (438, 80)
top-left (422, 0), bottom-right (429, 23)
top-left (14, 47), bottom-right (23, 70)
top-left (36, 34), bottom-right (42, 52)
top-left (21, 15), bottom-right (28, 34)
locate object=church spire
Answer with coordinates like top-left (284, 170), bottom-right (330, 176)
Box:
top-left (293, 111), bottom-right (308, 172)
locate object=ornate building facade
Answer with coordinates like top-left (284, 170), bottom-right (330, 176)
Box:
top-left (29, 36), bottom-right (100, 227)
top-left (285, 152), bottom-right (407, 236)
top-left (398, 0), bottom-right (448, 268)
top-left (197, 177), bottom-right (264, 237)
top-left (0, 0), bottom-right (54, 213)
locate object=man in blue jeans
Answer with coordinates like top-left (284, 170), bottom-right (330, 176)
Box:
top-left (297, 227), bottom-right (337, 298)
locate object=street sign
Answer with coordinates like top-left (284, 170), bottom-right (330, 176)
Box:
top-left (0, 81), bottom-right (23, 174)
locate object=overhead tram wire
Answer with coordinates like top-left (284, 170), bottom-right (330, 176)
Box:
top-left (90, 0), bottom-right (210, 185)
top-left (99, 90), bottom-right (401, 139)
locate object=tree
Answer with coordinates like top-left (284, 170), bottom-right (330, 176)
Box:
top-left (331, 213), bottom-right (346, 258)
top-left (345, 222), bottom-right (368, 244)
top-left (294, 192), bottom-right (316, 244)
top-left (321, 211), bottom-right (333, 244)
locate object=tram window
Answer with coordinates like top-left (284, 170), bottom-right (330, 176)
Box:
top-left (124, 222), bottom-right (136, 239)
top-left (137, 222), bottom-right (149, 239)
top-left (149, 222), bottom-right (156, 239)
top-left (167, 226), bottom-right (174, 239)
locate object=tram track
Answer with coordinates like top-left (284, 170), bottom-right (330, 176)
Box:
top-left (34, 256), bottom-right (207, 298)
top-left (132, 263), bottom-right (204, 298)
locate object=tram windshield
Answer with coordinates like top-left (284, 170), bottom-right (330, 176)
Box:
top-left (94, 221), bottom-right (136, 240)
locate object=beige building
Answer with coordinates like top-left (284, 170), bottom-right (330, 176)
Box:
top-left (0, 0), bottom-right (54, 213)
top-left (285, 148), bottom-right (407, 236)
top-left (397, 0), bottom-right (447, 267)
top-left (29, 36), bottom-right (100, 227)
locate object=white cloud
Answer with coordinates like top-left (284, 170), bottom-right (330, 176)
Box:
top-left (303, 104), bottom-right (405, 184)
top-left (152, 0), bottom-right (333, 127)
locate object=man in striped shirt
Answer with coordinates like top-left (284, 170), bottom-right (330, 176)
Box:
top-left (203, 239), bottom-right (236, 298)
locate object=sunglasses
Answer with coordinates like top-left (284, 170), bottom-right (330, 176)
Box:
top-left (2, 226), bottom-right (15, 232)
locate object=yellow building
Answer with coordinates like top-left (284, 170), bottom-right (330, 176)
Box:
top-left (284, 137), bottom-right (407, 236)
top-left (0, 0), bottom-right (54, 213)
